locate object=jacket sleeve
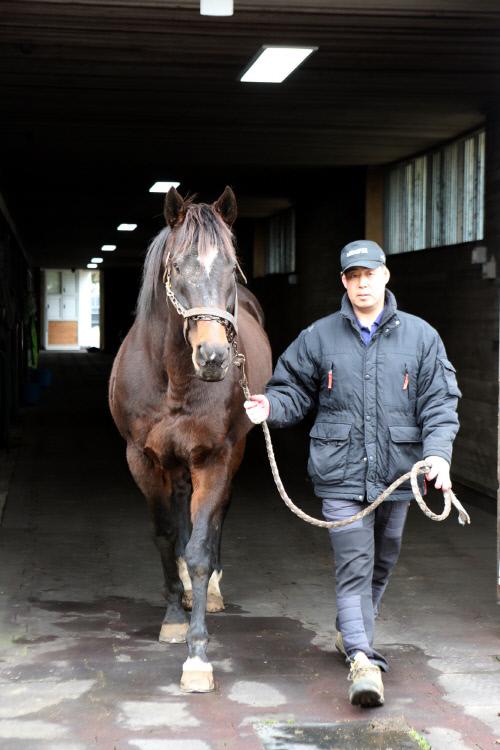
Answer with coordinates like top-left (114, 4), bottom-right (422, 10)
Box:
top-left (416, 330), bottom-right (461, 463)
top-left (265, 328), bottom-right (319, 428)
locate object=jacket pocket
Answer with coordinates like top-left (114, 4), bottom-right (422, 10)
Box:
top-left (386, 425), bottom-right (422, 482)
top-left (439, 358), bottom-right (462, 398)
top-left (308, 422), bottom-right (352, 484)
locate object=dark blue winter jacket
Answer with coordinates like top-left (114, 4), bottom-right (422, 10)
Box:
top-left (265, 290), bottom-right (461, 502)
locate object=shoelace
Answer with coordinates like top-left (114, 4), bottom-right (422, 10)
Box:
top-left (348, 659), bottom-right (380, 682)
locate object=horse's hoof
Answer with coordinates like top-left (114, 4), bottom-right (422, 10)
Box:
top-left (182, 591), bottom-right (193, 611)
top-left (159, 622), bottom-right (188, 644)
top-left (206, 593), bottom-right (225, 613)
top-left (180, 657), bottom-right (215, 693)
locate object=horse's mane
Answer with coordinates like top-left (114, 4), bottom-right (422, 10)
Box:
top-left (136, 202), bottom-right (236, 321)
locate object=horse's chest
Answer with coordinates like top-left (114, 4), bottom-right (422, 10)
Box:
top-left (144, 414), bottom-right (227, 468)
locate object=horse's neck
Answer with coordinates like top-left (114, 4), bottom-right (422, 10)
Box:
top-left (141, 303), bottom-right (238, 407)
top-left (146, 306), bottom-right (194, 395)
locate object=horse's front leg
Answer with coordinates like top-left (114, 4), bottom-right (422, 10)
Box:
top-left (180, 462), bottom-right (230, 693)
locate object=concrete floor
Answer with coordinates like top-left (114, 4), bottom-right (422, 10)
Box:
top-left (0, 352), bottom-right (498, 750)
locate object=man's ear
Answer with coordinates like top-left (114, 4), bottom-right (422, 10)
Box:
top-left (383, 265), bottom-right (390, 283)
top-left (341, 273), bottom-right (348, 290)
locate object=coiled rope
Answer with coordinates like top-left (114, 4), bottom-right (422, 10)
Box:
top-left (234, 354), bottom-right (471, 529)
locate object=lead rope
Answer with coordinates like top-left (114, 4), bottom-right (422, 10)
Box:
top-left (233, 350), bottom-right (471, 529)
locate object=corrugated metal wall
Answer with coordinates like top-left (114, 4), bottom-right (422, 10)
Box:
top-left (385, 129), bottom-right (485, 254)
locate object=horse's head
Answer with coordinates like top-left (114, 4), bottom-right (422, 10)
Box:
top-left (163, 187), bottom-right (239, 382)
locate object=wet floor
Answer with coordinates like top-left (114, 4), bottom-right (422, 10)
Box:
top-left (0, 352), bottom-right (498, 750)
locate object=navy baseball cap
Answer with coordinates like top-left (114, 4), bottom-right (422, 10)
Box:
top-left (340, 240), bottom-right (386, 273)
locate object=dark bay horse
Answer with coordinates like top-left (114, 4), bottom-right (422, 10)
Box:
top-left (109, 186), bottom-right (272, 692)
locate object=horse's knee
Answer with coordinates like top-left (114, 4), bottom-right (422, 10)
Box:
top-left (184, 543), bottom-right (211, 578)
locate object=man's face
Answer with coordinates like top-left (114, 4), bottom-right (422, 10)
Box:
top-left (341, 265), bottom-right (390, 313)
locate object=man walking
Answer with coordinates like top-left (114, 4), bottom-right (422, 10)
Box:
top-left (244, 240), bottom-right (460, 708)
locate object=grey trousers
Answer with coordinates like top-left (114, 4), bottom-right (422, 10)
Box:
top-left (322, 497), bottom-right (410, 671)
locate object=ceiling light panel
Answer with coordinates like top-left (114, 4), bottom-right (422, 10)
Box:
top-left (149, 181), bottom-right (181, 193)
top-left (241, 46), bottom-right (317, 83)
top-left (200, 0), bottom-right (233, 16)
top-left (117, 223), bottom-right (137, 231)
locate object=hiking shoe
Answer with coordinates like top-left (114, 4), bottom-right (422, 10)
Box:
top-left (348, 651), bottom-right (384, 707)
top-left (335, 630), bottom-right (347, 657)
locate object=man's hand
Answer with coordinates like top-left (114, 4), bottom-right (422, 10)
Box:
top-left (425, 455), bottom-right (451, 491)
top-left (243, 394), bottom-right (270, 424)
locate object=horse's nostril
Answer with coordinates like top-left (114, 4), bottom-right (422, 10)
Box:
top-left (196, 343), bottom-right (230, 369)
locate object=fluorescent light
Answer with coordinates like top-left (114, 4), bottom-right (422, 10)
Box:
top-left (149, 181), bottom-right (180, 193)
top-left (117, 223), bottom-right (137, 231)
top-left (240, 46), bottom-right (317, 83)
top-left (200, 0), bottom-right (233, 16)
top-left (91, 257), bottom-right (103, 264)
top-left (87, 263), bottom-right (98, 269)
top-left (101, 244), bottom-right (116, 251)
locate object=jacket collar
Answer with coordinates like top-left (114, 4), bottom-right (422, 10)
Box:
top-left (341, 288), bottom-right (398, 329)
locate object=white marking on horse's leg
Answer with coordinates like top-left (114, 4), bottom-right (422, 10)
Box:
top-left (206, 569), bottom-right (224, 612)
top-left (177, 557), bottom-right (193, 610)
top-left (180, 656), bottom-right (215, 693)
top-left (177, 557), bottom-right (192, 592)
top-left (208, 569), bottom-right (222, 596)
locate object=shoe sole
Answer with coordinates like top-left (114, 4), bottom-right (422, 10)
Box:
top-left (349, 684), bottom-right (384, 708)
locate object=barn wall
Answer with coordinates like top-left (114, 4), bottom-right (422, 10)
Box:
top-left (251, 162), bottom-right (498, 499)
top-left (485, 114), bottom-right (500, 526)
top-left (387, 243), bottom-right (497, 498)
top-left (0, 208), bottom-right (32, 446)
top-left (252, 169), bottom-right (365, 361)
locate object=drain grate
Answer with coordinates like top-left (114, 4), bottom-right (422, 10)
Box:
top-left (255, 719), bottom-right (427, 750)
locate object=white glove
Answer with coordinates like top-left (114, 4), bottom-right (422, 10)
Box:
top-left (425, 455), bottom-right (451, 491)
top-left (244, 394), bottom-right (270, 424)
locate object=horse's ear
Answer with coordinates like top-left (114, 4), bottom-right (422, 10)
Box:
top-left (164, 188), bottom-right (186, 228)
top-left (213, 186), bottom-right (237, 226)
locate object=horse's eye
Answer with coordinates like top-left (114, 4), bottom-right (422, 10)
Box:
top-left (172, 262), bottom-right (180, 273)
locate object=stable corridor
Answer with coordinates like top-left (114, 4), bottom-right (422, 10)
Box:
top-left (0, 352), bottom-right (497, 750)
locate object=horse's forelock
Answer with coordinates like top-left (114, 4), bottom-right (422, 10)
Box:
top-left (166, 203), bottom-right (235, 262)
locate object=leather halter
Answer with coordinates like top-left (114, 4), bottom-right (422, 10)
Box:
top-left (162, 252), bottom-right (243, 344)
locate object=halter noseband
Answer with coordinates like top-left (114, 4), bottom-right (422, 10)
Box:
top-left (162, 252), bottom-right (241, 344)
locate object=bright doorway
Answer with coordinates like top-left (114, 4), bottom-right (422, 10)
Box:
top-left (43, 269), bottom-right (101, 350)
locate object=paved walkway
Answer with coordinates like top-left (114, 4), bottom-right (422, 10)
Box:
top-left (0, 352), bottom-right (498, 750)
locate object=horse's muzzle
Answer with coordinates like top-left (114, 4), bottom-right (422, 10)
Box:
top-left (194, 343), bottom-right (231, 381)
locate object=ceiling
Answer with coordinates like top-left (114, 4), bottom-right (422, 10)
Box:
top-left (1, 0), bottom-right (500, 268)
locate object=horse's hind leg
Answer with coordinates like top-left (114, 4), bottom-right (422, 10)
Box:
top-left (126, 445), bottom-right (187, 644)
top-left (152, 491), bottom-right (189, 645)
